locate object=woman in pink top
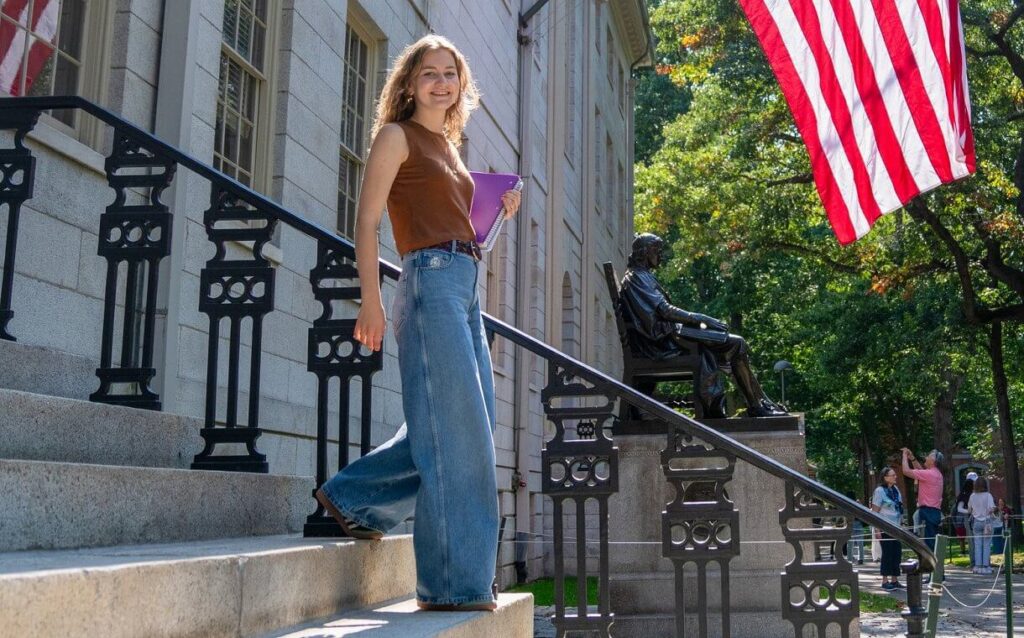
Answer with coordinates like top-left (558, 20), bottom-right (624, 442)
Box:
top-left (901, 447), bottom-right (945, 553)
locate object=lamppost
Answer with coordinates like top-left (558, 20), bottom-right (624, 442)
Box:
top-left (774, 360), bottom-right (792, 406)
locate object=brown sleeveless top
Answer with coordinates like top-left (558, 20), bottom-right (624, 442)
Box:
top-left (387, 120), bottom-right (476, 256)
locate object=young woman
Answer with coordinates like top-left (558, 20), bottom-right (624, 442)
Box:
top-left (871, 467), bottom-right (904, 590)
top-left (968, 477), bottom-right (997, 574)
top-left (315, 35), bottom-right (521, 612)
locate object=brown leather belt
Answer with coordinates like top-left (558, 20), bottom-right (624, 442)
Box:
top-left (417, 239), bottom-right (482, 261)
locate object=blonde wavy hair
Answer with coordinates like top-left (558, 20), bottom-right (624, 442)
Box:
top-left (371, 35), bottom-right (479, 148)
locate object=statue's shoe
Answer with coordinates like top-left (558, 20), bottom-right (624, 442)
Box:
top-left (745, 400), bottom-right (788, 418)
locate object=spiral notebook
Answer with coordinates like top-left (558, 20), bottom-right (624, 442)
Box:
top-left (468, 171), bottom-right (523, 252)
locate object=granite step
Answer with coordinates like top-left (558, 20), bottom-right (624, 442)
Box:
top-left (0, 339), bottom-right (98, 400)
top-left (0, 534), bottom-right (416, 638)
top-left (0, 387), bottom-right (202, 468)
top-left (263, 593), bottom-right (534, 638)
top-left (0, 458), bottom-right (313, 551)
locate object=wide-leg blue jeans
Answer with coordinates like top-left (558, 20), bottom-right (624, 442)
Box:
top-left (319, 248), bottom-right (499, 606)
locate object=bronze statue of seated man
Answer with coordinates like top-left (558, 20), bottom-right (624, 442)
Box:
top-left (618, 233), bottom-right (786, 419)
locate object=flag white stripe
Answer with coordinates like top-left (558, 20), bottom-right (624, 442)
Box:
top-left (847, 0), bottom-right (942, 194)
top-left (0, 3), bottom-right (31, 94)
top-left (766, 0), bottom-right (871, 237)
top-left (894, 1), bottom-right (963, 179)
top-left (812, 0), bottom-right (902, 215)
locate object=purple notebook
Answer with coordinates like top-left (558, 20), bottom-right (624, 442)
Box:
top-left (468, 171), bottom-right (523, 251)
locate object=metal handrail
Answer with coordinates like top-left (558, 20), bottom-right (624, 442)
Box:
top-left (0, 95), bottom-right (935, 573)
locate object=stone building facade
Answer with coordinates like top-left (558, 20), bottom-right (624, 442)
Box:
top-left (1, 0), bottom-right (649, 586)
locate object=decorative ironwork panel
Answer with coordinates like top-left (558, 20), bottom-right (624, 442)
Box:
top-left (779, 481), bottom-right (859, 638)
top-left (304, 243), bottom-right (383, 537)
top-left (661, 422), bottom-right (740, 638)
top-left (0, 109), bottom-right (39, 341)
top-left (192, 186), bottom-right (277, 472)
top-left (90, 129), bottom-right (176, 410)
top-left (541, 359), bottom-right (618, 637)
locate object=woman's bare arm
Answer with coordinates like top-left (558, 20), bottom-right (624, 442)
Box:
top-left (353, 123), bottom-right (408, 352)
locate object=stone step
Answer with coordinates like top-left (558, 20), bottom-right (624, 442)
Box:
top-left (0, 458), bottom-right (313, 551)
top-left (609, 611), bottom-right (830, 638)
top-left (0, 339), bottom-right (98, 400)
top-left (264, 593), bottom-right (535, 638)
top-left (0, 534), bottom-right (417, 638)
top-left (0, 387), bottom-right (202, 468)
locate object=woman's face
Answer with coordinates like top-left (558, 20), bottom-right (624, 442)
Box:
top-left (884, 470), bottom-right (896, 486)
top-left (410, 48), bottom-right (459, 113)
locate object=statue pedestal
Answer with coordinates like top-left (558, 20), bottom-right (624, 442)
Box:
top-left (607, 415), bottom-right (859, 638)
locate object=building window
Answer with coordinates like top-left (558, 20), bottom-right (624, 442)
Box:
top-left (214, 0), bottom-right (271, 188)
top-left (0, 0), bottom-right (108, 134)
top-left (617, 60), bottom-right (625, 113)
top-left (617, 160), bottom-right (625, 236)
top-left (338, 23), bottom-right (372, 239)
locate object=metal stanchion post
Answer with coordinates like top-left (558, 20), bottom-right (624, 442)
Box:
top-left (925, 534), bottom-right (946, 638)
top-left (1005, 531), bottom-right (1013, 638)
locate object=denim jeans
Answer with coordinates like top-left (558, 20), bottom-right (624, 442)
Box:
top-left (972, 519), bottom-right (991, 568)
top-left (319, 248), bottom-right (499, 605)
top-left (917, 506), bottom-right (941, 553)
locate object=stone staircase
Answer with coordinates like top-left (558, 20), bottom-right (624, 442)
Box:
top-left (0, 339), bottom-right (533, 637)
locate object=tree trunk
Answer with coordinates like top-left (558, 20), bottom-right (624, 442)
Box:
top-left (860, 434), bottom-right (873, 505)
top-left (933, 370), bottom-right (964, 505)
top-left (989, 322), bottom-right (1023, 544)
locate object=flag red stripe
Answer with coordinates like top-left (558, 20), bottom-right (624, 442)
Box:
top-left (739, 0), bottom-right (859, 244)
top-left (790, 1), bottom-right (882, 226)
top-left (915, 0), bottom-right (956, 133)
top-left (948, 0), bottom-right (975, 171)
top-left (20, 0), bottom-right (55, 95)
top-left (0, 0), bottom-right (31, 93)
top-left (869, 0), bottom-right (955, 183)
top-left (825, 0), bottom-right (920, 204)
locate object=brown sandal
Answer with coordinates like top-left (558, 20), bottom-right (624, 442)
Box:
top-left (315, 488), bottom-right (384, 540)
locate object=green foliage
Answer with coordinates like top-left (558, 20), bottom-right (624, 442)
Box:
top-left (635, 0), bottom-right (1024, 494)
top-left (506, 577), bottom-right (598, 607)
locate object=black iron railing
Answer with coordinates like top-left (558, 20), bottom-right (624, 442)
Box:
top-left (0, 96), bottom-right (934, 638)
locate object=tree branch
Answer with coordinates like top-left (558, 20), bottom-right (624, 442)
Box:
top-left (996, 5), bottom-right (1024, 40)
top-left (905, 199), bottom-right (983, 324)
top-left (765, 173), bottom-right (813, 187)
top-left (771, 133), bottom-right (803, 145)
top-left (766, 240), bottom-right (860, 274)
top-left (978, 304), bottom-right (1024, 323)
top-left (972, 218), bottom-right (1024, 297)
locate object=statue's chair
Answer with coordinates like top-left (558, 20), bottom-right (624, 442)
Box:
top-left (603, 262), bottom-right (729, 431)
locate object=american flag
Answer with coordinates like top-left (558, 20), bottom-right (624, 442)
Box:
top-left (738, 0), bottom-right (976, 245)
top-left (0, 0), bottom-right (59, 96)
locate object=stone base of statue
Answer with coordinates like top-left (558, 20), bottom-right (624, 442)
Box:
top-left (607, 414), bottom-right (860, 638)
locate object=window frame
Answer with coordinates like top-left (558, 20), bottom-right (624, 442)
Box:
top-left (214, 0), bottom-right (280, 193)
top-left (0, 0), bottom-right (113, 148)
top-left (337, 17), bottom-right (376, 239)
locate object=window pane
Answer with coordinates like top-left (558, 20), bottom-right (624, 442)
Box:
top-left (223, 0), bottom-right (239, 47)
top-left (251, 22), bottom-right (265, 71)
top-left (58, 0), bottom-right (85, 59)
top-left (22, 36), bottom-right (56, 96)
top-left (239, 121), bottom-right (253, 172)
top-left (225, 111), bottom-right (240, 167)
top-left (52, 51), bottom-right (78, 94)
top-left (237, 9), bottom-right (252, 62)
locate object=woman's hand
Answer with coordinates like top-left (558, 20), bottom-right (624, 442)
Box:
top-left (501, 188), bottom-right (522, 219)
top-left (354, 302), bottom-right (387, 352)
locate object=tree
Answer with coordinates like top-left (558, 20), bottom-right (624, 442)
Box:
top-left (635, 0), bottom-right (1024, 540)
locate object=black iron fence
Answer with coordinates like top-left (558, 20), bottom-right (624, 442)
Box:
top-left (0, 96), bottom-right (935, 638)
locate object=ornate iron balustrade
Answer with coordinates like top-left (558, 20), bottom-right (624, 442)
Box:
top-left (0, 96), bottom-right (934, 636)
